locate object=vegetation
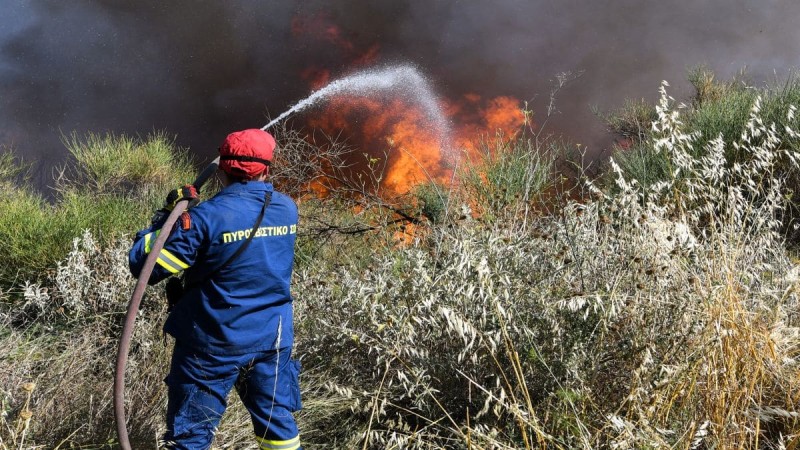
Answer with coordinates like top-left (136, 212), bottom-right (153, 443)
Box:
top-left (0, 133), bottom-right (195, 287)
top-left (461, 132), bottom-right (556, 215)
top-left (2, 77), bottom-right (800, 449)
top-left (607, 68), bottom-right (800, 243)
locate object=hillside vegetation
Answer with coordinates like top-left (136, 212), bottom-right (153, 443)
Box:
top-left (2, 74), bottom-right (800, 449)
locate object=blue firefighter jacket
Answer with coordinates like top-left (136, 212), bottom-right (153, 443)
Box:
top-left (129, 181), bottom-right (298, 355)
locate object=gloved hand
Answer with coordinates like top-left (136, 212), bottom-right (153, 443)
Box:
top-left (150, 185), bottom-right (199, 226)
top-left (163, 184), bottom-right (199, 211)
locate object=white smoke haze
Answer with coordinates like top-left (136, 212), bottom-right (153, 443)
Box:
top-left (2, 0), bottom-right (800, 182)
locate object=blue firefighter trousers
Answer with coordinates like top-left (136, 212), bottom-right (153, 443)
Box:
top-left (163, 343), bottom-right (302, 450)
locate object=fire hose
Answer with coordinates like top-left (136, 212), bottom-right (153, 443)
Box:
top-left (113, 157), bottom-right (220, 450)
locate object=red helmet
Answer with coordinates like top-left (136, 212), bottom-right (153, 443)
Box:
top-left (218, 129), bottom-right (276, 178)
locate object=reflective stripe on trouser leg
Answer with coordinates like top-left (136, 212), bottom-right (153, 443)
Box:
top-left (255, 435), bottom-right (300, 450)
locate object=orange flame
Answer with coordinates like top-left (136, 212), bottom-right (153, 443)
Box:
top-left (307, 93), bottom-right (525, 195)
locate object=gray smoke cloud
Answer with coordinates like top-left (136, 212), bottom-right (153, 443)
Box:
top-left (2, 0), bottom-right (800, 182)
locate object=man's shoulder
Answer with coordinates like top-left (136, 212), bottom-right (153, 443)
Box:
top-left (186, 196), bottom-right (224, 225)
top-left (190, 187), bottom-right (295, 220)
top-left (269, 190), bottom-right (297, 213)
top-left (271, 190), bottom-right (297, 207)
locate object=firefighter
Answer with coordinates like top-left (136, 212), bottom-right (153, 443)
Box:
top-left (129, 129), bottom-right (302, 450)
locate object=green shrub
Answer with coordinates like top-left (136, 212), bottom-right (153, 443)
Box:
top-left (413, 181), bottom-right (449, 223)
top-left (597, 97), bottom-right (657, 142)
top-left (460, 132), bottom-right (555, 215)
top-left (684, 67), bottom-right (800, 161)
top-left (0, 150), bottom-right (29, 184)
top-left (686, 82), bottom-right (755, 159)
top-left (0, 133), bottom-right (198, 287)
top-left (611, 141), bottom-right (672, 193)
top-left (62, 131), bottom-right (195, 195)
top-left (612, 68), bottom-right (800, 168)
top-left (0, 188), bottom-right (57, 283)
top-left (0, 190), bottom-right (152, 287)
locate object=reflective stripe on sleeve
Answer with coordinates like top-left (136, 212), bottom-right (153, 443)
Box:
top-left (156, 248), bottom-right (190, 274)
top-left (255, 435), bottom-right (300, 450)
top-left (143, 230), bottom-right (161, 254)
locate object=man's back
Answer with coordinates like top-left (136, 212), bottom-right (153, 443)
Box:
top-left (129, 180), bottom-right (298, 354)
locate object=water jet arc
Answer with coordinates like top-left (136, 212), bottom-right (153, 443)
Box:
top-left (261, 65), bottom-right (451, 142)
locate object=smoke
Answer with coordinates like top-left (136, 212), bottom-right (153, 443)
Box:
top-left (2, 0), bottom-right (800, 182)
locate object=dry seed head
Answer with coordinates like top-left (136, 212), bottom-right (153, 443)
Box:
top-left (22, 382), bottom-right (36, 393)
top-left (20, 410), bottom-right (33, 420)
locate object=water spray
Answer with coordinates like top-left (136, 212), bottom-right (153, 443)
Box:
top-left (261, 64), bottom-right (452, 145)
